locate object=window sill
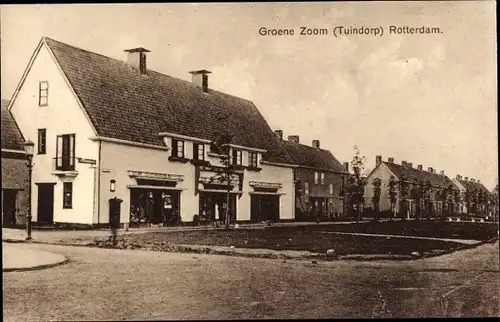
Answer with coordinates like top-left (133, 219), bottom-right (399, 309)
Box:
top-left (246, 166), bottom-right (262, 172)
top-left (190, 159), bottom-right (211, 166)
top-left (168, 156), bottom-right (190, 163)
top-left (229, 164), bottom-right (246, 171)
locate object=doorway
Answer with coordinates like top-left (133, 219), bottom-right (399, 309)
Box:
top-left (2, 190), bottom-right (18, 227)
top-left (251, 194), bottom-right (280, 222)
top-left (37, 183), bottom-right (55, 224)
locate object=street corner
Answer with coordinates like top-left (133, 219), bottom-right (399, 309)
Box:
top-left (2, 243), bottom-right (69, 272)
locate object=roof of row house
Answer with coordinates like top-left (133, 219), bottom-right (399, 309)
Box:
top-left (1, 99), bottom-right (25, 151)
top-left (457, 179), bottom-right (491, 194)
top-left (41, 37), bottom-right (293, 164)
top-left (382, 161), bottom-right (455, 188)
top-left (281, 139), bottom-right (346, 173)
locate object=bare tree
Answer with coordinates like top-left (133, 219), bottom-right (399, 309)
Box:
top-left (209, 131), bottom-right (238, 229)
top-left (387, 175), bottom-right (398, 220)
top-left (349, 145), bottom-right (367, 224)
top-left (372, 177), bottom-right (382, 221)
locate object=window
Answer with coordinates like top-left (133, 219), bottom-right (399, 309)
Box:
top-left (56, 134), bottom-right (75, 171)
top-left (37, 129), bottom-right (46, 154)
top-left (232, 149), bottom-right (242, 165)
top-left (321, 172), bottom-right (325, 185)
top-left (63, 182), bottom-right (73, 209)
top-left (305, 182), bottom-right (310, 195)
top-left (314, 172), bottom-right (319, 185)
top-left (171, 139), bottom-right (185, 158)
top-left (193, 143), bottom-right (205, 161)
top-left (39, 81), bottom-right (48, 106)
top-left (248, 152), bottom-right (258, 168)
top-left (329, 184), bottom-right (334, 195)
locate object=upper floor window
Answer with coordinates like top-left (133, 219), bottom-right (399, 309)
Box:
top-left (39, 81), bottom-right (48, 106)
top-left (248, 152), bottom-right (258, 168)
top-left (171, 139), bottom-right (185, 158)
top-left (193, 143), bottom-right (205, 161)
top-left (329, 184), bottom-right (334, 195)
top-left (320, 172), bottom-right (325, 185)
top-left (232, 149), bottom-right (242, 165)
top-left (304, 182), bottom-right (310, 195)
top-left (314, 172), bottom-right (319, 185)
top-left (37, 129), bottom-right (46, 154)
top-left (56, 134), bottom-right (75, 171)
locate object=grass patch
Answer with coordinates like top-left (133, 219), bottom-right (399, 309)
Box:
top-left (88, 228), bottom-right (466, 257)
top-left (293, 220), bottom-right (499, 240)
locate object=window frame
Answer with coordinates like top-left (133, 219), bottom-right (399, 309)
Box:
top-left (232, 149), bottom-right (242, 165)
top-left (248, 152), bottom-right (258, 168)
top-left (37, 128), bottom-right (47, 154)
top-left (320, 172), bottom-right (325, 185)
top-left (329, 184), bottom-right (334, 195)
top-left (193, 143), bottom-right (205, 161)
top-left (38, 81), bottom-right (49, 107)
top-left (63, 182), bottom-right (73, 209)
top-left (56, 134), bottom-right (76, 171)
top-left (314, 172), bottom-right (319, 185)
top-left (171, 139), bottom-right (185, 158)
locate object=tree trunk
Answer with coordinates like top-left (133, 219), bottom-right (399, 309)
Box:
top-left (225, 188), bottom-right (230, 229)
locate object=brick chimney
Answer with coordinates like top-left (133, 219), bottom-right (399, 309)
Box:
top-left (464, 177), bottom-right (468, 180)
top-left (189, 70), bottom-right (212, 92)
top-left (477, 179), bottom-right (481, 183)
top-left (428, 167), bottom-right (434, 173)
top-left (375, 155), bottom-right (382, 166)
top-left (274, 130), bottom-right (283, 140)
top-left (417, 165), bottom-right (423, 171)
top-left (456, 174), bottom-right (461, 179)
top-left (440, 170), bottom-right (445, 175)
top-left (408, 162), bottom-right (413, 168)
top-left (343, 162), bottom-right (349, 172)
top-left (124, 47), bottom-right (151, 74)
top-left (388, 157), bottom-right (394, 163)
top-left (288, 135), bottom-right (299, 143)
top-left (312, 140), bottom-right (320, 149)
top-left (471, 178), bottom-right (475, 182)
top-left (402, 160), bottom-right (408, 167)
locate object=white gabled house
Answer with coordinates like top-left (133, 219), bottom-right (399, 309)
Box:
top-left (8, 37), bottom-right (296, 228)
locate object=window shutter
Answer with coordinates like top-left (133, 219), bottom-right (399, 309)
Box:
top-left (56, 135), bottom-right (63, 167)
top-left (193, 143), bottom-right (198, 160)
top-left (69, 134), bottom-right (75, 166)
top-left (171, 139), bottom-right (178, 157)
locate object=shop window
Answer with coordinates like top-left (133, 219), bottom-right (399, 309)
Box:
top-left (63, 182), bottom-right (73, 209)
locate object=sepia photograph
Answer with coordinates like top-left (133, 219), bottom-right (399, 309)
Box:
top-left (1, 1), bottom-right (498, 320)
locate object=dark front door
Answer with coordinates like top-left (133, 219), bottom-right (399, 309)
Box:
top-left (37, 183), bottom-right (54, 224)
top-left (2, 190), bottom-right (18, 227)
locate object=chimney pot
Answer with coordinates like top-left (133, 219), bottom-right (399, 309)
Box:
top-left (477, 180), bottom-right (481, 183)
top-left (274, 130), bottom-right (283, 140)
top-left (124, 47), bottom-right (151, 74)
top-left (375, 155), bottom-right (382, 166)
top-left (456, 174), bottom-right (461, 179)
top-left (418, 165), bottom-right (423, 170)
top-left (471, 178), bottom-right (475, 182)
top-left (464, 177), bottom-right (468, 180)
top-left (388, 157), bottom-right (394, 164)
top-left (402, 160), bottom-right (408, 167)
top-left (312, 140), bottom-right (320, 149)
top-left (343, 162), bottom-right (349, 172)
top-left (428, 167), bottom-right (433, 173)
top-left (440, 170), bottom-right (445, 175)
top-left (189, 70), bottom-right (212, 92)
top-left (287, 135), bottom-right (299, 143)
top-left (408, 162), bottom-right (413, 168)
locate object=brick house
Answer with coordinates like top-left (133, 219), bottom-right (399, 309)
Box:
top-left (7, 37), bottom-right (296, 228)
top-left (276, 131), bottom-right (348, 221)
top-left (364, 156), bottom-right (457, 218)
top-left (452, 175), bottom-right (492, 217)
top-left (1, 99), bottom-right (29, 227)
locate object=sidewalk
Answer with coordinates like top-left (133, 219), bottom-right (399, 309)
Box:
top-left (2, 243), bottom-right (69, 272)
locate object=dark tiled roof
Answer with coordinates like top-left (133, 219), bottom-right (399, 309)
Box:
top-left (382, 162), bottom-right (454, 188)
top-left (457, 179), bottom-right (490, 195)
top-left (282, 140), bottom-right (346, 172)
top-left (43, 37), bottom-right (293, 164)
top-left (1, 100), bottom-right (25, 150)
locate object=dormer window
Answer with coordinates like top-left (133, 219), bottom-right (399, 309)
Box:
top-left (39, 81), bottom-right (48, 106)
top-left (248, 152), bottom-right (258, 168)
top-left (171, 139), bottom-right (185, 158)
top-left (193, 143), bottom-right (205, 161)
top-left (232, 149), bottom-right (242, 165)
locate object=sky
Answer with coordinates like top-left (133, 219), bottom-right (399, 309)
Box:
top-left (1, 2), bottom-right (498, 189)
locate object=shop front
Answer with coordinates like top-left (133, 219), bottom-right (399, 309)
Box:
top-left (127, 170), bottom-right (184, 227)
top-left (249, 181), bottom-right (283, 223)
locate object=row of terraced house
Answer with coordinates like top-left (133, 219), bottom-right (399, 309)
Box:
top-left (1, 37), bottom-right (498, 228)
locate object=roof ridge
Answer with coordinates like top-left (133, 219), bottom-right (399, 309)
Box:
top-left (43, 36), bottom-right (256, 104)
